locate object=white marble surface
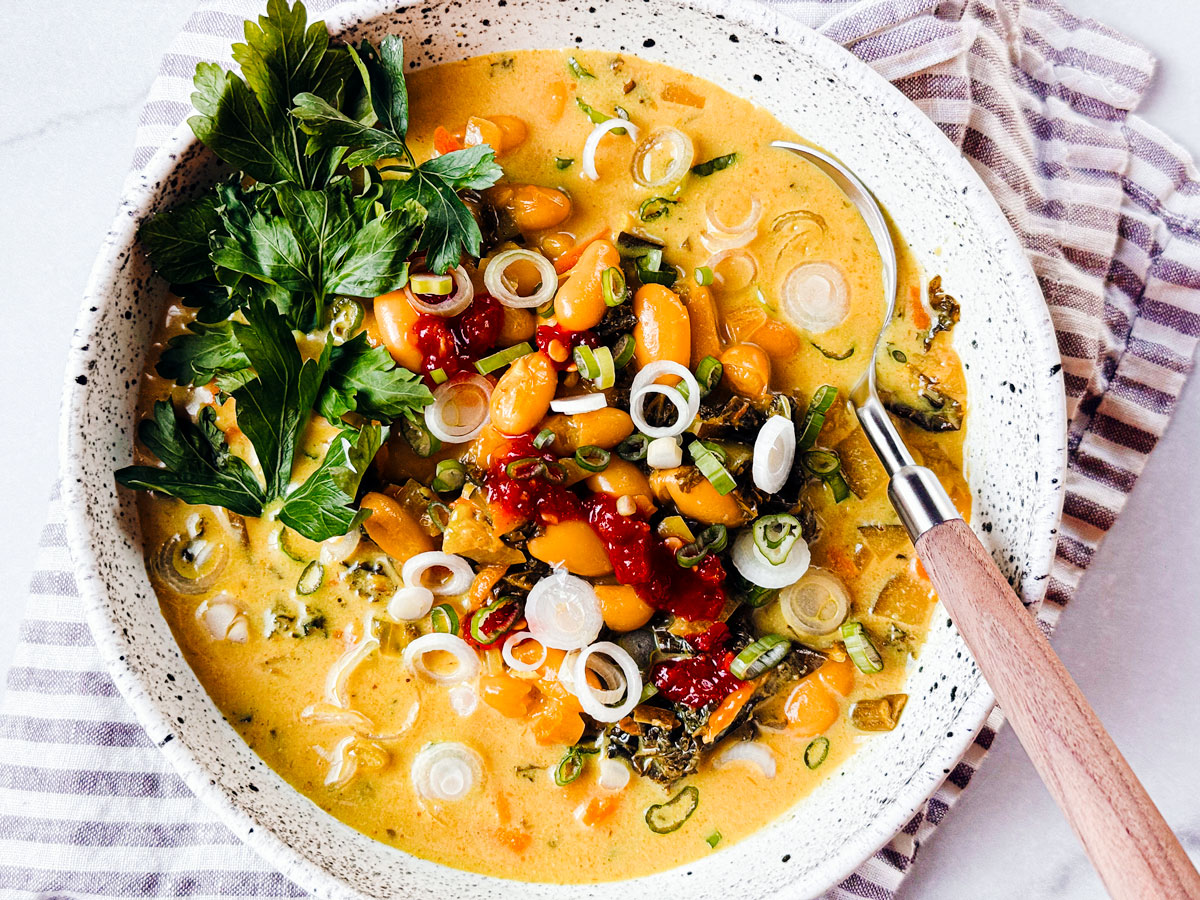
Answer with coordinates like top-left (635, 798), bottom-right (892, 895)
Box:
top-left (0, 0), bottom-right (1196, 897)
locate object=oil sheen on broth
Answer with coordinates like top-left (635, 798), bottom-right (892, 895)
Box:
top-left (134, 49), bottom-right (969, 883)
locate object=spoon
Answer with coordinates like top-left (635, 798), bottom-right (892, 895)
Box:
top-left (772, 140), bottom-right (1200, 899)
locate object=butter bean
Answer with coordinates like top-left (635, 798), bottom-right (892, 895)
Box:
top-left (490, 351), bottom-right (558, 435)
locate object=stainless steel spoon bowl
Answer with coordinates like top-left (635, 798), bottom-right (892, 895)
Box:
top-left (770, 140), bottom-right (958, 538)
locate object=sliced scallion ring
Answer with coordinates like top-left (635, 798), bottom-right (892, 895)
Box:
top-left (674, 525), bottom-right (728, 568)
top-left (591, 345), bottom-right (616, 389)
top-left (573, 344), bottom-right (600, 379)
top-left (779, 569), bottom-right (849, 637)
top-left (555, 747), bottom-right (585, 786)
top-left (432, 459), bottom-right (466, 493)
top-left (405, 265), bottom-right (474, 316)
top-left (506, 457), bottom-right (546, 481)
top-left (409, 273), bottom-right (454, 296)
top-left (840, 621), bottom-right (884, 674)
top-left (694, 356), bottom-right (723, 397)
top-left (687, 441), bottom-right (736, 495)
top-left (798, 384), bottom-right (838, 450)
top-left (730, 634), bottom-right (791, 679)
top-left (804, 736), bottom-right (830, 769)
top-left (601, 266), bottom-right (627, 307)
top-left (612, 334), bottom-right (635, 369)
top-left (534, 428), bottom-right (557, 450)
top-left (617, 433), bottom-right (649, 461)
top-left (645, 785), bottom-right (699, 834)
top-left (430, 603), bottom-right (459, 634)
top-left (574, 445), bottom-right (611, 473)
top-left (474, 341), bottom-right (532, 376)
top-left (694, 265), bottom-right (715, 286)
top-left (484, 249), bottom-right (559, 309)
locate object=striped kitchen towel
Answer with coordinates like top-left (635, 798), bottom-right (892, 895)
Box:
top-left (4, 0), bottom-right (1199, 897)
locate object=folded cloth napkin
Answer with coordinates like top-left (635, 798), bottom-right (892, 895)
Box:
top-left (4, 0), bottom-right (1199, 897)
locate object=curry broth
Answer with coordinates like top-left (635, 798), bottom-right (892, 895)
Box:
top-left (134, 48), bottom-right (969, 883)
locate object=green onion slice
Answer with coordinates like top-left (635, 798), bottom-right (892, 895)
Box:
top-left (475, 342), bottom-right (533, 375)
top-left (752, 513), bottom-right (801, 565)
top-left (555, 157), bottom-right (574, 170)
top-left (592, 345), bottom-right (616, 390)
top-left (602, 266), bottom-right (627, 307)
top-left (730, 634), bottom-right (791, 679)
top-left (430, 603), bottom-right (459, 634)
top-left (296, 560), bottom-right (324, 595)
top-left (573, 344), bottom-right (600, 379)
top-left (506, 457), bottom-right (546, 481)
top-left (427, 501), bottom-right (451, 533)
top-left (797, 384), bottom-right (838, 450)
top-left (687, 441), bottom-right (737, 495)
top-left (646, 785), bottom-right (700, 834)
top-left (574, 445), bottom-right (612, 473)
top-left (695, 356), bottom-right (723, 397)
top-left (691, 152), bottom-right (738, 177)
top-left (542, 460), bottom-right (569, 485)
top-left (674, 524), bottom-right (728, 568)
top-left (804, 736), bottom-right (830, 769)
top-left (694, 266), bottom-right (715, 286)
top-left (840, 621), bottom-right (884, 674)
top-left (537, 300), bottom-right (555, 319)
top-left (432, 459), bottom-right (466, 493)
top-left (409, 273), bottom-right (454, 296)
top-left (401, 417), bottom-right (442, 458)
top-left (802, 449), bottom-right (841, 476)
top-left (555, 748), bottom-right (585, 786)
top-left (825, 469), bottom-right (852, 503)
top-left (534, 428), bottom-right (557, 450)
top-left (706, 830), bottom-right (722, 848)
top-left (612, 334), bottom-right (636, 369)
top-left (617, 433), bottom-right (649, 461)
top-left (577, 97), bottom-right (625, 134)
top-left (430, 367), bottom-right (449, 385)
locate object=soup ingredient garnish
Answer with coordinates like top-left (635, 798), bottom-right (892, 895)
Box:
top-left (430, 603), bottom-right (459, 634)
top-left (411, 742), bottom-right (483, 801)
top-left (424, 374), bottom-right (493, 443)
top-left (404, 266), bottom-right (474, 316)
top-left (690, 152), bottom-right (738, 177)
top-left (572, 642), bottom-right (642, 722)
top-left (781, 261), bottom-right (851, 334)
top-left (502, 632), bottom-right (547, 672)
top-left (752, 414), bottom-right (796, 493)
top-left (583, 118), bottom-right (642, 181)
top-left (631, 128), bottom-right (695, 188)
top-left (732, 527), bottom-right (811, 589)
top-left (403, 633), bottom-right (480, 684)
top-left (525, 571), bottom-right (605, 650)
top-left (840, 621), bottom-right (884, 674)
top-left (597, 757), bottom-right (631, 791)
top-left (804, 736), bottom-right (831, 769)
top-left (779, 570), bottom-right (850, 637)
top-left (401, 551), bottom-right (474, 595)
top-left (713, 741), bottom-right (777, 778)
top-left (730, 634), bottom-right (791, 679)
top-left (645, 785), bottom-right (700, 834)
top-left (484, 249), bottom-right (559, 309)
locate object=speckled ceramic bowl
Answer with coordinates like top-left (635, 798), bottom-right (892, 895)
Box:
top-left (60, 0), bottom-right (1066, 896)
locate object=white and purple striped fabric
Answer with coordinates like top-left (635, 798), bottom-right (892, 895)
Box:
top-left (4, 0), bottom-right (1199, 897)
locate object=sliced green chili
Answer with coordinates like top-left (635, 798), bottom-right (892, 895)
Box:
top-left (534, 428), bottom-right (557, 450)
top-left (646, 785), bottom-right (700, 834)
top-left (327, 297), bottom-right (363, 345)
top-left (804, 736), bottom-right (830, 769)
top-left (555, 747), bottom-right (585, 786)
top-left (430, 603), bottom-right (459, 634)
top-left (798, 384), bottom-right (838, 450)
top-left (694, 356), bottom-right (723, 397)
top-left (555, 156), bottom-right (575, 170)
top-left (691, 152), bottom-right (738, 176)
top-left (574, 445), bottom-right (612, 473)
top-left (401, 417), bottom-right (442, 458)
top-left (506, 457), bottom-right (546, 481)
top-left (612, 334), bottom-right (636, 369)
top-left (617, 433), bottom-right (649, 461)
top-left (752, 513), bottom-right (802, 565)
top-left (296, 560), bottom-right (324, 595)
top-left (638, 196), bottom-right (677, 222)
top-left (432, 459), bottom-right (466, 493)
top-left (427, 501), bottom-right (451, 533)
top-left (602, 266), bottom-right (627, 307)
top-left (471, 597), bottom-right (519, 645)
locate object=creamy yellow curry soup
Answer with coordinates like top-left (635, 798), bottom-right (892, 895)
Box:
top-left (119, 6), bottom-right (968, 884)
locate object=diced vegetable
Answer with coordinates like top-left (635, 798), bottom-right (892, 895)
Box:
top-left (851, 694), bottom-right (908, 731)
top-left (840, 621), bottom-right (884, 674)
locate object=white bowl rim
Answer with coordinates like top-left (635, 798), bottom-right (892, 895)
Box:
top-left (58, 0), bottom-right (1067, 896)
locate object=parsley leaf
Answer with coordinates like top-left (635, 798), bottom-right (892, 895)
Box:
top-left (156, 321), bottom-right (250, 387)
top-left (115, 402), bottom-right (265, 516)
top-left (387, 145), bottom-right (502, 273)
top-left (279, 423), bottom-right (383, 540)
top-left (138, 194), bottom-right (222, 284)
top-left (190, 0), bottom-right (353, 188)
top-left (326, 198), bottom-right (425, 296)
top-left (230, 296), bottom-right (328, 500)
top-left (317, 333), bottom-right (432, 424)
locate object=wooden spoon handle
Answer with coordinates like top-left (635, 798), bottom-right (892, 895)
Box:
top-left (916, 518), bottom-right (1200, 898)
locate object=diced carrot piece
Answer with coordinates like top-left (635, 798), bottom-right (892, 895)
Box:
top-left (815, 656), bottom-right (855, 697)
top-left (751, 318), bottom-right (802, 359)
top-left (433, 126), bottom-right (463, 155)
top-left (701, 682), bottom-right (756, 741)
top-left (578, 794), bottom-right (619, 826)
top-left (784, 675), bottom-right (840, 737)
top-left (553, 227), bottom-right (611, 275)
top-left (480, 673), bottom-right (534, 717)
top-left (496, 827), bottom-right (532, 853)
top-left (909, 284), bottom-right (931, 330)
top-left (468, 565), bottom-right (510, 611)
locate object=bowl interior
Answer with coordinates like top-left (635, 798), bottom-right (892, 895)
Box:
top-left (61, 0), bottom-right (1066, 897)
